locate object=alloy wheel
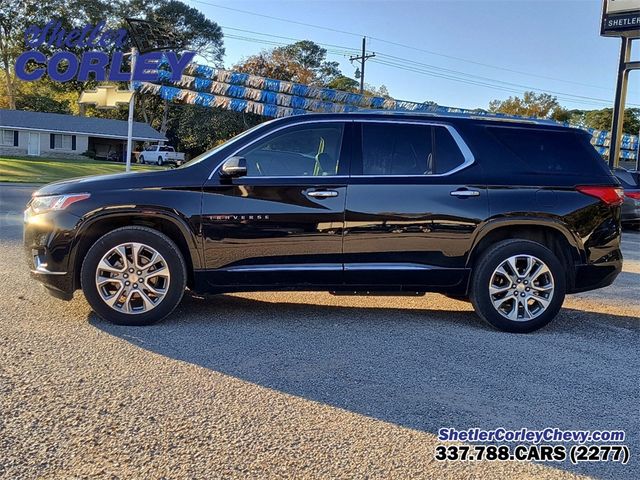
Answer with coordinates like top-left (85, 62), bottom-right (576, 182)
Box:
top-left (95, 242), bottom-right (171, 314)
top-left (488, 254), bottom-right (554, 322)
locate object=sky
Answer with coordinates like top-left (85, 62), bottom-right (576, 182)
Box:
top-left (183, 0), bottom-right (640, 112)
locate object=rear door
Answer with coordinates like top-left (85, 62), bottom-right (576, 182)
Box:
top-left (344, 120), bottom-right (488, 289)
top-left (200, 121), bottom-right (350, 287)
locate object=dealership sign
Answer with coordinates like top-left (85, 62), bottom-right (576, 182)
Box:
top-left (15, 19), bottom-right (195, 82)
top-left (601, 0), bottom-right (640, 37)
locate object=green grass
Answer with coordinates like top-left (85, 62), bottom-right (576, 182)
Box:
top-left (0, 155), bottom-right (165, 184)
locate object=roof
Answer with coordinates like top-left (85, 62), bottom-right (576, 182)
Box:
top-left (268, 111), bottom-right (579, 132)
top-left (0, 109), bottom-right (166, 141)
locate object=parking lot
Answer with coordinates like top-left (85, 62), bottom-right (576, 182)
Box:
top-left (1, 184), bottom-right (638, 479)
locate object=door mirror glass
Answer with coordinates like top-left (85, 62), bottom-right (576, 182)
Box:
top-left (220, 156), bottom-right (247, 177)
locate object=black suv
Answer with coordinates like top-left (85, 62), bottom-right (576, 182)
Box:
top-left (24, 112), bottom-right (624, 332)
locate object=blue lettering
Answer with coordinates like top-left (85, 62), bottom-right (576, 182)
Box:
top-left (50, 21), bottom-right (66, 48)
top-left (64, 29), bottom-right (82, 48)
top-left (77, 52), bottom-right (108, 81)
top-left (86, 21), bottom-right (105, 48)
top-left (97, 30), bottom-right (112, 48)
top-left (24, 25), bottom-right (41, 48)
top-left (108, 51), bottom-right (130, 81)
top-left (48, 52), bottom-right (79, 82)
top-left (165, 51), bottom-right (196, 81)
top-left (15, 51), bottom-right (46, 81)
top-left (134, 52), bottom-right (162, 82)
top-left (113, 28), bottom-right (128, 48)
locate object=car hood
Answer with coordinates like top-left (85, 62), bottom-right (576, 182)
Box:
top-left (34, 169), bottom-right (190, 196)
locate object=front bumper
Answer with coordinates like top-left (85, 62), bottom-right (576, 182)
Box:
top-left (24, 208), bottom-right (81, 300)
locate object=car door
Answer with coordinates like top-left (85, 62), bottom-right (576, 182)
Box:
top-left (201, 120), bottom-right (350, 288)
top-left (344, 120), bottom-right (488, 289)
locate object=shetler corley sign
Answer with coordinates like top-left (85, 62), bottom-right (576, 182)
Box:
top-left (601, 0), bottom-right (640, 37)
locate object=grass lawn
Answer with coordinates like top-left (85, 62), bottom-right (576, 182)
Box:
top-left (0, 155), bottom-right (166, 184)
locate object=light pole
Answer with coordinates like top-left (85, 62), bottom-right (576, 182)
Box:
top-left (125, 47), bottom-right (137, 173)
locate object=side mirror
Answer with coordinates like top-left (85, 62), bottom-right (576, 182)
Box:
top-left (220, 156), bottom-right (247, 178)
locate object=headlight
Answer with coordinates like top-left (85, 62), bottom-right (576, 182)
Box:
top-left (30, 193), bottom-right (91, 214)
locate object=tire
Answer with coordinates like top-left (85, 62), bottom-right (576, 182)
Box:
top-left (81, 226), bottom-right (187, 326)
top-left (469, 239), bottom-right (566, 333)
top-left (157, 156), bottom-right (164, 166)
top-left (139, 155), bottom-right (145, 164)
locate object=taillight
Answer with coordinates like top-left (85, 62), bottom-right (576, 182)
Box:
top-left (625, 191), bottom-right (640, 200)
top-left (576, 186), bottom-right (624, 206)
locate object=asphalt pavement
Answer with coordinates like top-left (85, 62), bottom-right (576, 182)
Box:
top-left (1, 183), bottom-right (638, 479)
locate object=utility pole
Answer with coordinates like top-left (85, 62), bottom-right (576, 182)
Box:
top-left (349, 37), bottom-right (375, 94)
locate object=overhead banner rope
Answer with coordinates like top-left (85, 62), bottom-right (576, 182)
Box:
top-left (136, 60), bottom-right (638, 161)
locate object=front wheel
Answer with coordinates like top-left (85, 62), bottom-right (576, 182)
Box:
top-left (470, 239), bottom-right (566, 333)
top-left (81, 226), bottom-right (187, 326)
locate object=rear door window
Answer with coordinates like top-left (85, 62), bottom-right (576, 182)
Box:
top-left (359, 123), bottom-right (468, 176)
top-left (361, 123), bottom-right (432, 175)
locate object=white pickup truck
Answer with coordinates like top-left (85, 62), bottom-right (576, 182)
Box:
top-left (138, 145), bottom-right (185, 166)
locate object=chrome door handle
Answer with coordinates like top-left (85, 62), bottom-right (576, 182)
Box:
top-left (450, 189), bottom-right (480, 197)
top-left (307, 190), bottom-right (338, 198)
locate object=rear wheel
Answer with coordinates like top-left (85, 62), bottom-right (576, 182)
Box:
top-left (81, 226), bottom-right (186, 326)
top-left (139, 155), bottom-right (145, 164)
top-left (470, 239), bottom-right (565, 333)
top-left (157, 156), bottom-right (164, 166)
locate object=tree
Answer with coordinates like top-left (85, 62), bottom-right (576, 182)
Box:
top-left (234, 40), bottom-right (340, 86)
top-left (0, 0), bottom-right (58, 109)
top-left (168, 105), bottom-right (262, 157)
top-left (141, 0), bottom-right (224, 133)
top-left (489, 91), bottom-right (568, 120)
top-left (327, 76), bottom-right (359, 92)
top-left (277, 41), bottom-right (340, 84)
top-left (364, 83), bottom-right (391, 98)
top-left (149, 1), bottom-right (223, 65)
top-left (583, 108), bottom-right (640, 135)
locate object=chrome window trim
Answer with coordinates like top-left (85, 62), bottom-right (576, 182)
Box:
top-left (207, 117), bottom-right (475, 180)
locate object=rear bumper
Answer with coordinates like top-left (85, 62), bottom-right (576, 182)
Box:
top-left (570, 255), bottom-right (622, 294)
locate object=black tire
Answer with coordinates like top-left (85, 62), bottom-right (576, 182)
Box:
top-left (139, 155), bottom-right (145, 164)
top-left (81, 226), bottom-right (187, 326)
top-left (469, 239), bottom-right (566, 333)
top-left (157, 156), bottom-right (164, 166)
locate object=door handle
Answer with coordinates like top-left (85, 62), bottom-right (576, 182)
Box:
top-left (307, 190), bottom-right (339, 198)
top-left (450, 189), bottom-right (480, 198)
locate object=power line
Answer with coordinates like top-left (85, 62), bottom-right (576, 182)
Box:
top-left (188, 0), bottom-right (612, 91)
top-left (221, 26), bottom-right (360, 54)
top-left (370, 58), bottom-right (623, 108)
top-left (374, 54), bottom-right (639, 107)
top-left (222, 29), bottom-right (632, 108)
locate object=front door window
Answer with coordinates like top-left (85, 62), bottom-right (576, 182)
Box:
top-left (237, 123), bottom-right (344, 177)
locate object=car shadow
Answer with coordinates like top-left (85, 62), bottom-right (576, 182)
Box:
top-left (89, 293), bottom-right (639, 479)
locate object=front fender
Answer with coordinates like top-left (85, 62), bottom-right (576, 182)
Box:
top-left (68, 206), bottom-right (204, 288)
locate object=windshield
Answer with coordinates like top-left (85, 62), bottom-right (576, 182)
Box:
top-left (177, 121), bottom-right (272, 169)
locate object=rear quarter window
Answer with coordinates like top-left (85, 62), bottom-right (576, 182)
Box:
top-left (488, 127), bottom-right (611, 176)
